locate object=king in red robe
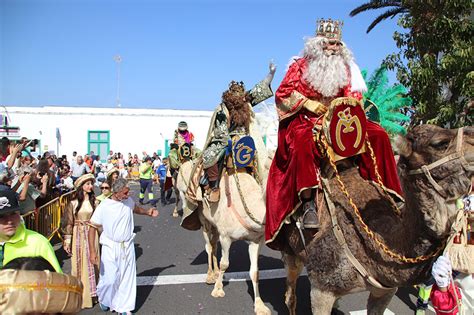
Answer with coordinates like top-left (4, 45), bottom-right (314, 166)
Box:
top-left (265, 19), bottom-right (403, 250)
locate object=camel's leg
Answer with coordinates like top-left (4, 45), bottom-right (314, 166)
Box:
top-left (172, 186), bottom-right (180, 217)
top-left (310, 286), bottom-right (337, 315)
top-left (210, 226), bottom-right (219, 281)
top-left (367, 287), bottom-right (397, 315)
top-left (248, 241), bottom-right (271, 315)
top-left (211, 235), bottom-right (231, 298)
top-left (171, 175), bottom-right (180, 217)
top-left (282, 252), bottom-right (304, 315)
top-left (202, 226), bottom-right (216, 285)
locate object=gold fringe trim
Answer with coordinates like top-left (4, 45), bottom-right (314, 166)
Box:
top-left (0, 283), bottom-right (82, 294)
top-left (330, 97), bottom-right (362, 108)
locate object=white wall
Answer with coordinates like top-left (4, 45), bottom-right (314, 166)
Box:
top-left (4, 105), bottom-right (279, 160)
top-left (5, 106), bottom-right (213, 159)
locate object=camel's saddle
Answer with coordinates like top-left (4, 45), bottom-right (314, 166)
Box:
top-left (318, 97), bottom-right (368, 162)
top-left (309, 97), bottom-right (398, 292)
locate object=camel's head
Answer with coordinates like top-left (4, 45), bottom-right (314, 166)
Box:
top-left (396, 125), bottom-right (474, 236)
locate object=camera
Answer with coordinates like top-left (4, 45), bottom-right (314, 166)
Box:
top-left (25, 139), bottom-right (39, 147)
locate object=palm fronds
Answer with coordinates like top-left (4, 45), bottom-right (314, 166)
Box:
top-left (349, 0), bottom-right (410, 33)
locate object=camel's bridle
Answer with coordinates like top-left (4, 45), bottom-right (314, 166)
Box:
top-left (407, 127), bottom-right (473, 198)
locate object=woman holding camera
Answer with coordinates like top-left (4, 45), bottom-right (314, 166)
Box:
top-left (61, 173), bottom-right (99, 309)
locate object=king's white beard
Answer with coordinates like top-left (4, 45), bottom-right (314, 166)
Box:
top-left (303, 54), bottom-right (349, 98)
top-left (302, 37), bottom-right (351, 98)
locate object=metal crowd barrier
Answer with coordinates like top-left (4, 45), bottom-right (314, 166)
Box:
top-left (21, 190), bottom-right (76, 241)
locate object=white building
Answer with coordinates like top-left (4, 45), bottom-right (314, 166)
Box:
top-left (2, 104), bottom-right (278, 160)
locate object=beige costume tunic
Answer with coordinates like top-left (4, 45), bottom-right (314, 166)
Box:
top-left (62, 199), bottom-right (100, 309)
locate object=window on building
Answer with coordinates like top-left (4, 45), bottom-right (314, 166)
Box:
top-left (88, 130), bottom-right (109, 162)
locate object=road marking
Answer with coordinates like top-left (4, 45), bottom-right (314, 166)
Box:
top-left (350, 310), bottom-right (394, 315)
top-left (137, 269), bottom-right (429, 314)
top-left (137, 268), bottom-right (305, 286)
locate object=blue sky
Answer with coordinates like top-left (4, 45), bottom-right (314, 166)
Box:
top-left (1, 0), bottom-right (403, 110)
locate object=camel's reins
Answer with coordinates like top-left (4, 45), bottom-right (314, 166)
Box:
top-left (407, 127), bottom-right (473, 198)
top-left (320, 136), bottom-right (445, 264)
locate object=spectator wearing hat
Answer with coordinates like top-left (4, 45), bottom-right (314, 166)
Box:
top-left (0, 188), bottom-right (61, 272)
top-left (139, 157), bottom-right (154, 205)
top-left (174, 121), bottom-right (195, 146)
top-left (106, 167), bottom-right (120, 187)
top-left (61, 173), bottom-right (99, 309)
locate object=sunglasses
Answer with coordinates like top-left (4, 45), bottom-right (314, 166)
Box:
top-left (100, 186), bottom-right (110, 190)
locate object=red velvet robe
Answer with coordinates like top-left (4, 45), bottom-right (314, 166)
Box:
top-left (265, 58), bottom-right (403, 250)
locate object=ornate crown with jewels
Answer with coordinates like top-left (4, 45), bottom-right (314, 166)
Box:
top-left (316, 18), bottom-right (343, 41)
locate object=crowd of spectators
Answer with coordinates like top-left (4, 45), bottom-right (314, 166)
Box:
top-left (0, 135), bottom-right (172, 214)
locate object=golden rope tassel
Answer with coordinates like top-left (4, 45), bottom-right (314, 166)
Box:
top-left (365, 137), bottom-right (401, 217)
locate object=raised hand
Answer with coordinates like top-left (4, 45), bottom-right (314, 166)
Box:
top-left (269, 60), bottom-right (276, 75)
top-left (264, 60), bottom-right (277, 85)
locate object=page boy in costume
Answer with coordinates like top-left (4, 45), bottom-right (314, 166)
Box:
top-left (174, 121), bottom-right (195, 146)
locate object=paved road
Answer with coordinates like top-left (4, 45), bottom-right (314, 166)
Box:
top-left (55, 182), bottom-right (432, 314)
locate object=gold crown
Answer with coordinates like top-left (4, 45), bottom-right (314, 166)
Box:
top-left (316, 18), bottom-right (343, 41)
top-left (228, 81), bottom-right (246, 94)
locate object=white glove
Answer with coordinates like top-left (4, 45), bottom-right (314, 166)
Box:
top-left (432, 255), bottom-right (452, 288)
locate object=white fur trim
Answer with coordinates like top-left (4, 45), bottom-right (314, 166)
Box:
top-left (349, 60), bottom-right (367, 93)
top-left (286, 56), bottom-right (300, 70)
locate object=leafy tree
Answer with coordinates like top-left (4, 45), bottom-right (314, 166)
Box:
top-left (349, 1), bottom-right (410, 33)
top-left (352, 0), bottom-right (473, 127)
top-left (362, 66), bottom-right (411, 135)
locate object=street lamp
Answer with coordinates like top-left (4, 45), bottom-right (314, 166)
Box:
top-left (114, 55), bottom-right (122, 108)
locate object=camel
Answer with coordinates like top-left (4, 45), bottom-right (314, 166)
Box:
top-left (177, 159), bottom-right (271, 315)
top-left (176, 159), bottom-right (219, 285)
top-left (280, 125), bottom-right (474, 314)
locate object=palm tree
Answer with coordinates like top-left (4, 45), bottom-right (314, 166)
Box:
top-left (349, 0), bottom-right (410, 33)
